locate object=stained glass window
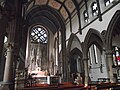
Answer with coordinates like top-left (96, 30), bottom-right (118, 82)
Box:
top-left (112, 46), bottom-right (120, 66)
top-left (30, 26), bottom-right (48, 43)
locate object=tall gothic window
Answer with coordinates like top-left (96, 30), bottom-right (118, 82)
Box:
top-left (104, 0), bottom-right (114, 6)
top-left (30, 26), bottom-right (48, 44)
top-left (93, 44), bottom-right (98, 64)
top-left (88, 44), bottom-right (99, 64)
top-left (88, 48), bottom-right (92, 65)
top-left (83, 10), bottom-right (89, 23)
top-left (91, 2), bottom-right (98, 16)
top-left (112, 46), bottom-right (120, 66)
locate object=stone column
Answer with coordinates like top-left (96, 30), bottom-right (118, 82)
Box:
top-left (0, 35), bottom-right (5, 81)
top-left (61, 29), bottom-right (68, 82)
top-left (106, 50), bottom-right (114, 83)
top-left (0, 17), bottom-right (8, 81)
top-left (2, 17), bottom-right (16, 89)
top-left (84, 58), bottom-right (89, 86)
top-left (2, 43), bottom-right (14, 90)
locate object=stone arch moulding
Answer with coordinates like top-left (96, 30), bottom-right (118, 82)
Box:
top-left (106, 10), bottom-right (120, 50)
top-left (66, 33), bottom-right (83, 79)
top-left (25, 5), bottom-right (68, 81)
top-left (25, 5), bottom-right (66, 58)
top-left (25, 5), bottom-right (66, 33)
top-left (69, 47), bottom-right (83, 59)
top-left (67, 33), bottom-right (82, 55)
top-left (83, 28), bottom-right (103, 59)
top-left (69, 48), bottom-right (83, 74)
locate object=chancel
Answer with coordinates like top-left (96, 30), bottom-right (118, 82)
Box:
top-left (0, 0), bottom-right (120, 90)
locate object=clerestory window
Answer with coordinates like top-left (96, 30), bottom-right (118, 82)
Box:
top-left (83, 10), bottom-right (89, 23)
top-left (104, 0), bottom-right (114, 6)
top-left (91, 2), bottom-right (98, 16)
top-left (30, 26), bottom-right (48, 44)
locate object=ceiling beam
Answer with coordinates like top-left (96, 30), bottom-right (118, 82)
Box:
top-left (55, 0), bottom-right (72, 32)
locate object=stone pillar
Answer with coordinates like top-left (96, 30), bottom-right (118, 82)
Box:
top-left (106, 50), bottom-right (114, 83)
top-left (2, 43), bottom-right (14, 90)
top-left (0, 34), bottom-right (5, 81)
top-left (0, 17), bottom-right (8, 81)
top-left (84, 58), bottom-right (89, 86)
top-left (2, 17), bottom-right (16, 89)
top-left (61, 30), bottom-right (68, 82)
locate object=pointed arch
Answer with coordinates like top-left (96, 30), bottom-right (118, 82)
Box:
top-left (69, 47), bottom-right (83, 73)
top-left (67, 33), bottom-right (82, 52)
top-left (69, 47), bottom-right (83, 59)
top-left (66, 34), bottom-right (83, 80)
top-left (83, 28), bottom-right (103, 58)
top-left (26, 5), bottom-right (65, 33)
top-left (25, 5), bottom-right (67, 81)
top-left (106, 10), bottom-right (120, 50)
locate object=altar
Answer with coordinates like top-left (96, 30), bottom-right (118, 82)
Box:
top-left (29, 70), bottom-right (61, 85)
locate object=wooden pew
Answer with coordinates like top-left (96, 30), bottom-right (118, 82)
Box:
top-left (96, 82), bottom-right (120, 90)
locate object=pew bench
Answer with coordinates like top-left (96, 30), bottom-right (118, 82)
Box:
top-left (97, 78), bottom-right (110, 83)
top-left (96, 82), bottom-right (120, 90)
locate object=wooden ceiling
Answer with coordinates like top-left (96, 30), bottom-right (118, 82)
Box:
top-left (25, 0), bottom-right (83, 22)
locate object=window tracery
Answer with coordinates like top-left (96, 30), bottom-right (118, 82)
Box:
top-left (30, 26), bottom-right (48, 44)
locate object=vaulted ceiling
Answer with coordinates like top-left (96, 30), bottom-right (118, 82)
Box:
top-left (25, 0), bottom-right (82, 23)
top-left (24, 0), bottom-right (83, 34)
